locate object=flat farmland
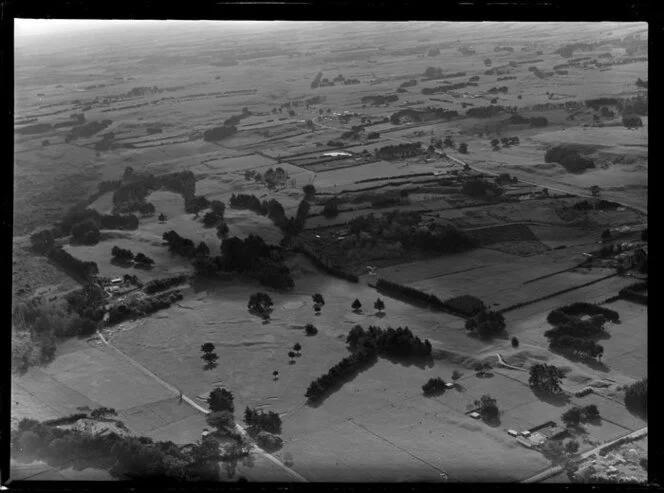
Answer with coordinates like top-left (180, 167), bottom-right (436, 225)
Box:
top-left (273, 358), bottom-right (551, 482)
top-left (110, 257), bottom-right (492, 422)
top-left (591, 300), bottom-right (647, 379)
top-left (504, 276), bottom-right (645, 365)
top-left (406, 260), bottom-right (616, 311)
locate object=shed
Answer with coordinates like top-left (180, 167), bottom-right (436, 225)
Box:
top-left (516, 437), bottom-right (532, 448)
top-left (507, 430), bottom-right (519, 437)
top-left (445, 382), bottom-right (455, 389)
top-left (521, 431), bottom-right (531, 438)
top-left (111, 278), bottom-right (123, 284)
top-left (469, 412), bottom-right (481, 420)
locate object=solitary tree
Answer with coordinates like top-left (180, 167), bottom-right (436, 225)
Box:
top-left (314, 305), bottom-right (321, 315)
top-left (305, 323), bottom-right (318, 336)
top-left (511, 337), bottom-right (519, 348)
top-left (273, 370), bottom-right (279, 380)
top-left (452, 370), bottom-right (462, 380)
top-left (590, 185), bottom-right (601, 197)
top-left (458, 143), bottom-right (468, 154)
top-left (374, 298), bottom-right (385, 314)
top-left (248, 292), bottom-right (274, 318)
top-left (208, 388), bottom-right (235, 413)
top-left (201, 343), bottom-right (215, 354)
top-left (312, 293), bottom-right (325, 306)
top-left (475, 394), bottom-right (499, 422)
top-left (352, 299), bottom-right (362, 312)
top-left (293, 343), bottom-right (302, 354)
top-left (288, 351), bottom-right (296, 363)
top-left (303, 184), bottom-right (316, 196)
top-left (561, 406), bottom-right (583, 427)
top-left (565, 440), bottom-right (580, 455)
top-left (529, 363), bottom-right (565, 394)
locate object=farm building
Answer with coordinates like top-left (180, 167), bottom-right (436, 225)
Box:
top-left (469, 412), bottom-right (481, 420)
top-left (539, 426), bottom-right (568, 440)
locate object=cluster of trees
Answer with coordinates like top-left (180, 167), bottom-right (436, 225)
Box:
top-left (623, 378), bottom-right (647, 416)
top-left (12, 298), bottom-right (99, 373)
top-left (107, 290), bottom-right (183, 326)
top-left (423, 67), bottom-right (467, 80)
top-left (561, 404), bottom-right (601, 427)
top-left (374, 143), bottom-right (422, 160)
top-left (143, 275), bottom-right (188, 295)
top-left (529, 363), bottom-right (565, 394)
top-left (322, 201), bottom-right (339, 218)
top-left (292, 244), bottom-right (359, 283)
top-left (508, 113), bottom-right (531, 125)
top-left (549, 335), bottom-right (604, 361)
top-left (399, 79), bottom-right (418, 88)
top-left (622, 115), bottom-right (643, 129)
top-left (443, 295), bottom-right (487, 317)
top-left (529, 116), bottom-right (549, 127)
top-left (310, 72), bottom-right (323, 89)
top-left (497, 75), bottom-right (518, 81)
top-left (223, 108), bottom-right (252, 126)
top-left (111, 246), bottom-right (154, 267)
top-left (345, 325), bottom-right (432, 359)
top-left (465, 105), bottom-right (507, 118)
top-left (421, 81), bottom-right (477, 95)
top-left (247, 292), bottom-right (274, 318)
top-left (585, 97), bottom-right (618, 110)
top-left (495, 173), bottom-right (519, 185)
top-left (465, 310), bottom-right (506, 338)
top-left (462, 177), bottom-right (503, 198)
top-left (487, 86), bottom-right (509, 94)
top-left (544, 146), bottom-right (595, 173)
top-left (200, 343), bottom-right (219, 371)
top-left (70, 219), bottom-right (101, 245)
top-left (203, 125), bottom-right (238, 142)
top-left (228, 193), bottom-right (302, 235)
top-left (635, 78), bottom-right (648, 89)
top-left (491, 136), bottom-right (521, 150)
top-left (390, 107), bottom-right (458, 125)
top-left (422, 377), bottom-right (447, 396)
top-left (305, 323), bottom-right (318, 336)
top-left (65, 283), bottom-right (107, 322)
top-left (547, 302), bottom-right (619, 326)
top-left (619, 281), bottom-right (647, 305)
top-left (243, 407), bottom-right (282, 435)
top-left (305, 345), bottom-right (378, 402)
top-left (361, 94), bottom-right (399, 106)
top-left (11, 418), bottom-right (223, 481)
top-left (163, 231), bottom-right (209, 259)
top-left (48, 247), bottom-right (99, 280)
top-left (66, 119), bottom-right (113, 141)
top-left (244, 167), bottom-right (289, 189)
top-left (474, 394), bottom-right (500, 422)
top-left (572, 199), bottom-right (620, 211)
top-left (347, 210), bottom-right (476, 255)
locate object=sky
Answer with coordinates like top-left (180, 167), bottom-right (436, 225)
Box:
top-left (15, 19), bottom-right (283, 38)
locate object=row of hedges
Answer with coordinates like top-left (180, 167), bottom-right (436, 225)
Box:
top-left (547, 302), bottom-right (620, 325)
top-left (107, 291), bottom-right (183, 326)
top-left (619, 282), bottom-right (647, 305)
top-left (143, 275), bottom-right (189, 295)
top-left (375, 278), bottom-right (472, 318)
top-left (498, 273), bottom-right (618, 314)
top-left (47, 247), bottom-right (99, 280)
top-left (292, 245), bottom-right (359, 283)
top-left (354, 172), bottom-right (434, 184)
top-left (305, 346), bottom-right (378, 402)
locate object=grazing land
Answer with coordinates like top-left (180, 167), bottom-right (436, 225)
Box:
top-left (12, 20), bottom-right (646, 484)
